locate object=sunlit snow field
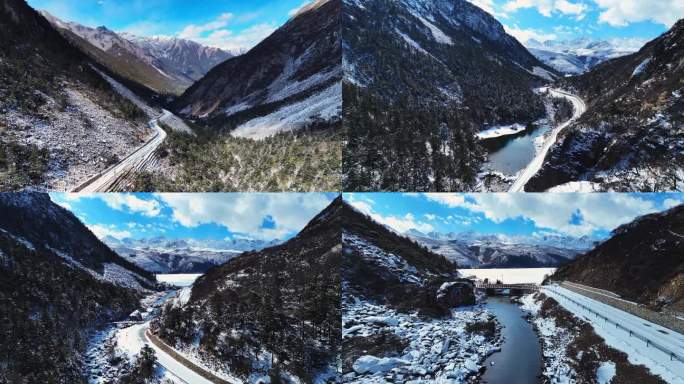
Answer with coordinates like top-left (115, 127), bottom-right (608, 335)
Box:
top-left (156, 274), bottom-right (202, 287)
top-left (459, 268), bottom-right (556, 284)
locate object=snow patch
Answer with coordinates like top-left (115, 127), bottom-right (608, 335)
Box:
top-left (476, 123), bottom-right (526, 139)
top-left (631, 58), bottom-right (651, 77)
top-left (596, 361), bottom-right (616, 384)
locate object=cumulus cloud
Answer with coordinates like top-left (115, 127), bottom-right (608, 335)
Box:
top-left (461, 193), bottom-right (658, 236)
top-left (99, 194), bottom-right (161, 217)
top-left (347, 195), bottom-right (433, 234)
top-left (156, 193), bottom-right (332, 240)
top-left (663, 198), bottom-right (684, 209)
top-left (593, 0), bottom-right (684, 27)
top-left (504, 24), bottom-right (558, 42)
top-left (87, 224), bottom-right (131, 240)
top-left (503, 0), bottom-right (587, 18)
top-left (177, 12), bottom-right (276, 51)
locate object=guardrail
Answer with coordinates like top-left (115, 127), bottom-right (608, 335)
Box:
top-left (559, 282), bottom-right (684, 334)
top-left (546, 286), bottom-right (683, 364)
top-left (145, 330), bottom-right (232, 384)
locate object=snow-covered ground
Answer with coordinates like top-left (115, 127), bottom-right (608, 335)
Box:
top-left (547, 181), bottom-right (601, 192)
top-left (231, 82), bottom-right (341, 140)
top-left (459, 268), bottom-right (556, 284)
top-left (343, 298), bottom-right (500, 383)
top-left (543, 285), bottom-right (684, 383)
top-left (156, 273), bottom-right (202, 287)
top-left (476, 123), bottom-right (527, 140)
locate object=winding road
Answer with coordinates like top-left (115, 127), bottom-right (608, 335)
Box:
top-left (72, 113), bottom-right (168, 193)
top-left (509, 88), bottom-right (586, 192)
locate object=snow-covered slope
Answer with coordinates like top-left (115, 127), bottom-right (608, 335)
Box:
top-left (408, 231), bottom-right (592, 268)
top-left (527, 20), bottom-right (684, 192)
top-left (41, 11), bottom-right (232, 95)
top-left (0, 192), bottom-right (156, 290)
top-left (174, 0), bottom-right (341, 139)
top-left (343, 0), bottom-right (557, 191)
top-left (526, 38), bottom-right (644, 74)
top-left (105, 236), bottom-right (279, 274)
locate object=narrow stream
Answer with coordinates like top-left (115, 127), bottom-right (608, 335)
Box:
top-left (481, 296), bottom-right (542, 384)
top-left (482, 123), bottom-right (550, 176)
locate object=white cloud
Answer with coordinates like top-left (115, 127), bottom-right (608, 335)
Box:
top-left (504, 24), bottom-right (558, 42)
top-left (347, 195), bottom-right (433, 234)
top-left (176, 12), bottom-right (276, 51)
top-left (156, 193), bottom-right (332, 240)
top-left (467, 0), bottom-right (508, 17)
top-left (87, 224), bottom-right (131, 240)
top-left (593, 0), bottom-right (684, 27)
top-left (178, 13), bottom-right (234, 39)
top-left (423, 193), bottom-right (660, 237)
top-left (663, 198), bottom-right (684, 209)
top-left (424, 213), bottom-right (437, 221)
top-left (464, 193), bottom-right (658, 236)
top-left (99, 194), bottom-right (161, 217)
top-left (288, 1), bottom-right (312, 16)
top-left (503, 0), bottom-right (587, 18)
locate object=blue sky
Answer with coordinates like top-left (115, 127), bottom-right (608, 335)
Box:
top-left (50, 193), bottom-right (336, 241)
top-left (345, 193), bottom-right (683, 239)
top-left (27, 0), bottom-right (314, 51)
top-left (468, 0), bottom-right (684, 45)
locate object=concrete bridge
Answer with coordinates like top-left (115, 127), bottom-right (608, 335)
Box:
top-left (476, 283), bottom-right (539, 296)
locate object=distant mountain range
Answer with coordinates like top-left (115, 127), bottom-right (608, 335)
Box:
top-left (526, 37), bottom-right (644, 74)
top-left (406, 230), bottom-right (596, 268)
top-left (40, 11), bottom-right (233, 95)
top-left (103, 236), bottom-right (280, 274)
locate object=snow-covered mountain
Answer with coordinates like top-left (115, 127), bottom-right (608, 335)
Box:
top-left (173, 0), bottom-right (341, 139)
top-left (151, 196), bottom-right (341, 382)
top-left (528, 20), bottom-right (684, 192)
top-left (343, 0), bottom-right (557, 191)
top-left (407, 231), bottom-right (594, 268)
top-left (526, 37), bottom-right (645, 74)
top-left (104, 236), bottom-right (279, 274)
top-left (41, 11), bottom-right (233, 95)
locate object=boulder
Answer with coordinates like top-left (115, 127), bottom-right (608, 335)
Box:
top-left (436, 280), bottom-right (475, 308)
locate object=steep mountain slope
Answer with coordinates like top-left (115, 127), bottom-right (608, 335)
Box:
top-left (174, 0), bottom-right (341, 139)
top-left (343, 0), bottom-right (557, 191)
top-left (549, 205), bottom-right (684, 312)
top-left (41, 11), bottom-right (232, 95)
top-left (0, 192), bottom-right (153, 383)
top-left (528, 21), bottom-right (684, 191)
top-left (151, 197), bottom-right (341, 382)
top-left (106, 236), bottom-right (278, 274)
top-left (342, 201), bottom-right (461, 316)
top-left (409, 231), bottom-right (591, 268)
top-left (0, 0), bottom-right (152, 191)
top-left (527, 38), bottom-right (643, 74)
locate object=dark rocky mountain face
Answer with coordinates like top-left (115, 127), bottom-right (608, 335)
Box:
top-left (342, 201), bottom-right (464, 317)
top-left (152, 196), bottom-right (341, 382)
top-left (0, 193), bottom-right (155, 286)
top-left (174, 0), bottom-right (341, 137)
top-left (528, 20), bottom-right (684, 192)
top-left (0, 192), bottom-right (149, 383)
top-left (343, 0), bottom-right (556, 191)
top-left (549, 205), bottom-right (684, 312)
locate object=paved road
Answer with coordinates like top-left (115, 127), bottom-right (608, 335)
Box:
top-left (543, 284), bottom-right (684, 382)
top-left (509, 89), bottom-right (587, 192)
top-left (72, 114), bottom-right (167, 192)
top-left (117, 321), bottom-right (229, 384)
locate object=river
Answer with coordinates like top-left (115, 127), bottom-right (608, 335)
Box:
top-left (481, 296), bottom-right (542, 384)
top-left (481, 123), bottom-right (550, 176)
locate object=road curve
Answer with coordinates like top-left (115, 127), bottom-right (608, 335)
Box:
top-left (117, 321), bottom-right (235, 384)
top-left (509, 89), bottom-right (586, 192)
top-left (72, 114), bottom-right (168, 193)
